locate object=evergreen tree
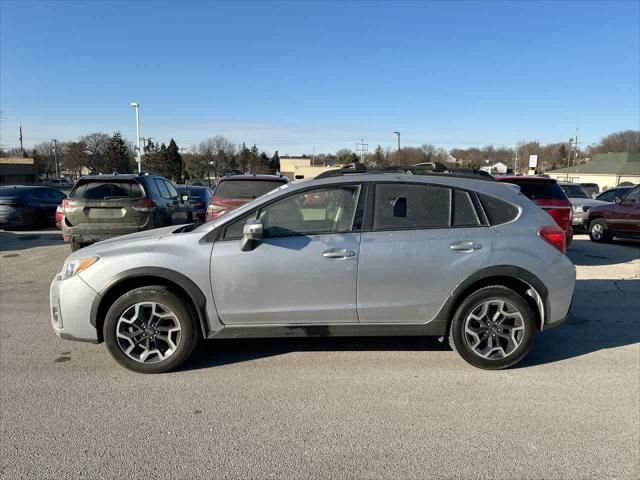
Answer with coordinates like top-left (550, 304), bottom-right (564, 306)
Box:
top-left (270, 150), bottom-right (280, 172)
top-left (249, 144), bottom-right (260, 173)
top-left (166, 139), bottom-right (183, 181)
top-left (373, 145), bottom-right (385, 166)
top-left (104, 132), bottom-right (132, 173)
top-left (239, 143), bottom-right (251, 173)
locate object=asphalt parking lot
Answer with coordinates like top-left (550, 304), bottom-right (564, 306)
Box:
top-left (1, 229), bottom-right (639, 479)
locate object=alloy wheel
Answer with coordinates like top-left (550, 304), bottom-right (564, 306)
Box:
top-left (116, 302), bottom-right (182, 363)
top-left (463, 300), bottom-right (525, 360)
top-left (591, 223), bottom-right (603, 240)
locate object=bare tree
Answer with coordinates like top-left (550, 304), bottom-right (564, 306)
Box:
top-left (80, 133), bottom-right (110, 173)
top-left (588, 130), bottom-right (640, 155)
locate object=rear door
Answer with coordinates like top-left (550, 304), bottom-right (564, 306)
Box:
top-left (357, 183), bottom-right (496, 323)
top-left (65, 180), bottom-right (150, 228)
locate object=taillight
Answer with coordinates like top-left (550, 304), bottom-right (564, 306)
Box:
top-left (206, 202), bottom-right (228, 221)
top-left (62, 198), bottom-right (79, 212)
top-left (536, 199), bottom-right (571, 229)
top-left (133, 199), bottom-right (156, 212)
top-left (538, 225), bottom-right (566, 253)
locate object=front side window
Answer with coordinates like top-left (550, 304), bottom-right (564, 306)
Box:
top-left (373, 184), bottom-right (451, 230)
top-left (260, 185), bottom-right (362, 237)
top-left (623, 186), bottom-right (640, 204)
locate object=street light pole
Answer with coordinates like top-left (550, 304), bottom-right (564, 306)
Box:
top-left (52, 139), bottom-right (59, 178)
top-left (131, 102), bottom-right (142, 173)
top-left (393, 131), bottom-right (401, 163)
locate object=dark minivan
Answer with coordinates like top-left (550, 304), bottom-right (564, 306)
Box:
top-left (61, 174), bottom-right (191, 251)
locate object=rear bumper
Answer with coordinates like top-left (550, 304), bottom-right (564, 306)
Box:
top-left (50, 273), bottom-right (100, 343)
top-left (63, 223), bottom-right (152, 243)
top-left (539, 254), bottom-right (576, 330)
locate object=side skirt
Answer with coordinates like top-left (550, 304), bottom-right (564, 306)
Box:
top-left (207, 320), bottom-right (449, 339)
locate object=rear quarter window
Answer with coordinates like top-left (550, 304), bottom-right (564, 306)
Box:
top-left (477, 193), bottom-right (519, 226)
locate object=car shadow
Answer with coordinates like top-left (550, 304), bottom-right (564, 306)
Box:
top-left (0, 229), bottom-right (65, 252)
top-left (567, 236), bottom-right (640, 266)
top-left (180, 278), bottom-right (639, 371)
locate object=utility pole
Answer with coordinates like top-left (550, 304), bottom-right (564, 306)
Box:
top-left (312, 146), bottom-right (316, 166)
top-left (131, 102), bottom-right (142, 173)
top-left (179, 147), bottom-right (189, 182)
top-left (356, 137), bottom-right (368, 163)
top-left (566, 137), bottom-right (573, 181)
top-left (394, 131), bottom-right (401, 164)
top-left (52, 139), bottom-right (59, 179)
top-left (514, 143), bottom-right (519, 174)
top-left (574, 128), bottom-right (579, 168)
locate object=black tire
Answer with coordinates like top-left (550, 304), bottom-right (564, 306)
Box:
top-left (588, 219), bottom-right (613, 243)
top-left (448, 286), bottom-right (536, 370)
top-left (104, 286), bottom-right (200, 373)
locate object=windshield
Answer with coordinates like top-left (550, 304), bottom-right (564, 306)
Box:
top-left (512, 181), bottom-right (567, 201)
top-left (177, 186), bottom-right (208, 199)
top-left (214, 180), bottom-right (286, 200)
top-left (560, 184), bottom-right (588, 198)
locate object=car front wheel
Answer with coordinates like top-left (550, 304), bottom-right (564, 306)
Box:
top-left (103, 286), bottom-right (200, 373)
top-left (449, 286), bottom-right (536, 370)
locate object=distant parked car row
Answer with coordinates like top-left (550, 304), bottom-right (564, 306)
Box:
top-left (0, 186), bottom-right (67, 228)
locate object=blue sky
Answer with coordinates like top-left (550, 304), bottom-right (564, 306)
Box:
top-left (1, 0), bottom-right (638, 155)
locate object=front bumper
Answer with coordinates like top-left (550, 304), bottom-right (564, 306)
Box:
top-left (50, 273), bottom-right (101, 342)
top-left (572, 211), bottom-right (587, 226)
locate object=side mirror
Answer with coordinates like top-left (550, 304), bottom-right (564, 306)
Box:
top-left (614, 197), bottom-right (622, 205)
top-left (240, 220), bottom-right (263, 251)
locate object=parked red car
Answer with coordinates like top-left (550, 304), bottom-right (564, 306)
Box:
top-left (585, 185), bottom-right (640, 242)
top-left (206, 174), bottom-right (288, 221)
top-left (495, 176), bottom-right (574, 247)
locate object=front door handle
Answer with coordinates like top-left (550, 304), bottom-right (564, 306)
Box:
top-left (323, 248), bottom-right (356, 258)
top-left (449, 240), bottom-right (482, 252)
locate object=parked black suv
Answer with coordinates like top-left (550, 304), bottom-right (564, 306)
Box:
top-left (61, 173), bottom-right (192, 251)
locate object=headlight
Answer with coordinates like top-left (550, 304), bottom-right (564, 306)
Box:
top-left (572, 205), bottom-right (583, 213)
top-left (58, 256), bottom-right (99, 280)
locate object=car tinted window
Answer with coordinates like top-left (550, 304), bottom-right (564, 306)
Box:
top-left (373, 184), bottom-right (451, 230)
top-left (178, 187), bottom-right (208, 199)
top-left (513, 181), bottom-right (566, 200)
top-left (258, 185), bottom-right (361, 238)
top-left (452, 189), bottom-right (481, 227)
top-left (215, 180), bottom-right (286, 200)
top-left (596, 190), bottom-right (615, 202)
top-left (71, 181), bottom-right (144, 200)
top-left (477, 193), bottom-right (519, 225)
top-left (560, 184), bottom-right (588, 198)
top-left (223, 211), bottom-right (258, 239)
top-left (163, 181), bottom-right (179, 198)
top-left (154, 179), bottom-right (172, 199)
top-left (623, 186), bottom-right (640, 203)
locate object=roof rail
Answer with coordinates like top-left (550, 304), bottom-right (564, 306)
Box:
top-left (315, 162), bottom-right (495, 181)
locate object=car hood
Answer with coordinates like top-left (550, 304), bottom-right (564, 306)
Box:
top-left (569, 198), bottom-right (608, 208)
top-left (69, 225), bottom-right (183, 257)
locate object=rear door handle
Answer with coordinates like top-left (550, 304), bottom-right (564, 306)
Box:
top-left (323, 248), bottom-right (356, 258)
top-left (449, 240), bottom-right (482, 252)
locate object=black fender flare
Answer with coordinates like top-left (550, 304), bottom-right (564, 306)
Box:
top-left (432, 265), bottom-right (548, 327)
top-left (90, 267), bottom-right (208, 338)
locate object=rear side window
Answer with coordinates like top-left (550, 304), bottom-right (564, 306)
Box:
top-left (514, 181), bottom-right (566, 201)
top-left (373, 184), bottom-right (451, 230)
top-left (72, 181), bottom-right (144, 200)
top-left (477, 193), bottom-right (519, 226)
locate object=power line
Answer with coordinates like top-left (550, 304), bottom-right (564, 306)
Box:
top-left (356, 137), bottom-right (368, 163)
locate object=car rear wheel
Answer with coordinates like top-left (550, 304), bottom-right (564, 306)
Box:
top-left (449, 286), bottom-right (536, 370)
top-left (589, 219), bottom-right (612, 243)
top-left (103, 286), bottom-right (200, 373)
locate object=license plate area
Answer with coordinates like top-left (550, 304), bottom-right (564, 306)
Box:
top-left (87, 208), bottom-right (124, 219)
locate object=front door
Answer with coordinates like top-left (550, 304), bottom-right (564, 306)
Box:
top-left (357, 183), bottom-right (496, 323)
top-left (610, 186), bottom-right (640, 234)
top-left (211, 184), bottom-right (364, 325)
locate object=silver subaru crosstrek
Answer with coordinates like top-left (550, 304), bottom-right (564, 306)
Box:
top-left (50, 170), bottom-right (575, 373)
